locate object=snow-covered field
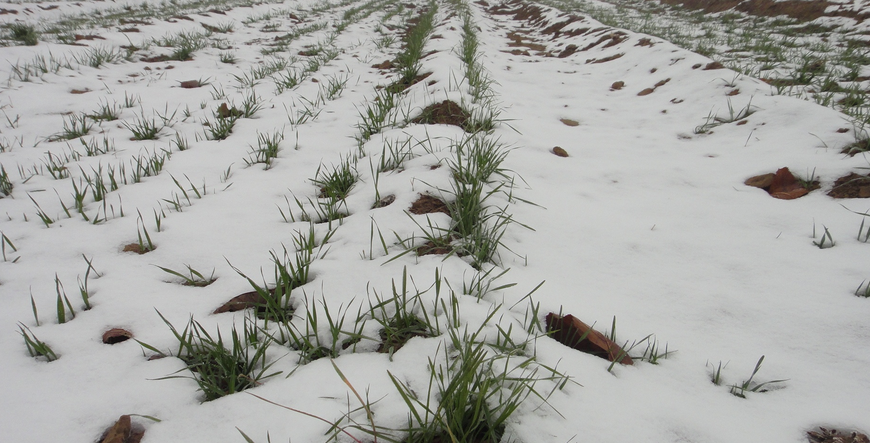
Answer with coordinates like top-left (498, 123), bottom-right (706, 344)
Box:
top-left (1, 0), bottom-right (869, 442)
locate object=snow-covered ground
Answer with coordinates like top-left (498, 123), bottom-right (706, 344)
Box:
top-left (1, 0), bottom-right (869, 442)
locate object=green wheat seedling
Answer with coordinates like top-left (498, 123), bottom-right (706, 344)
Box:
top-left (78, 254), bottom-right (99, 310)
top-left (1, 230), bottom-right (17, 262)
top-left (28, 194), bottom-right (55, 227)
top-left (355, 89), bottom-right (398, 141)
top-left (0, 135), bottom-right (24, 152)
top-left (41, 149), bottom-right (79, 179)
top-left (729, 355), bottom-right (787, 398)
top-left (130, 149), bottom-right (169, 182)
top-left (204, 113), bottom-right (238, 140)
top-left (245, 130), bottom-right (284, 169)
top-left (123, 112), bottom-right (164, 140)
top-left (368, 266), bottom-right (438, 354)
top-left (54, 274), bottom-right (76, 324)
top-left (19, 324), bottom-right (58, 362)
top-left (78, 136), bottom-right (115, 156)
top-left (220, 51), bottom-right (237, 64)
top-left (229, 227), bottom-right (328, 326)
top-left (50, 113), bottom-right (92, 141)
top-left (450, 136), bottom-right (509, 184)
top-left (73, 46), bottom-right (124, 68)
top-left (319, 71), bottom-right (350, 101)
top-left (239, 89), bottom-right (263, 118)
top-left (390, 328), bottom-right (555, 443)
top-left (707, 360), bottom-right (728, 386)
top-left (0, 164), bottom-right (12, 197)
top-left (813, 224), bottom-right (836, 249)
top-left (378, 136), bottom-right (415, 172)
top-left (135, 210), bottom-right (156, 253)
top-left (854, 280), bottom-right (870, 298)
top-left (312, 160), bottom-right (358, 200)
top-left (273, 69), bottom-right (302, 94)
top-left (280, 294), bottom-right (367, 363)
top-left (285, 98), bottom-right (323, 126)
top-left (88, 100), bottom-right (121, 122)
top-left (144, 312), bottom-right (281, 401)
top-left (5, 22), bottom-right (39, 46)
top-left (638, 337), bottom-right (673, 364)
top-left (156, 264), bottom-right (217, 287)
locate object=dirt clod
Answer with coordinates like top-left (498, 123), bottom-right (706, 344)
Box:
top-left (828, 172), bottom-right (870, 198)
top-left (373, 194), bottom-right (396, 208)
top-left (546, 313), bottom-right (634, 365)
top-left (560, 118), bottom-right (579, 127)
top-left (409, 194), bottom-right (449, 215)
top-left (102, 329), bottom-right (133, 345)
top-left (611, 81), bottom-right (625, 90)
top-left (411, 100), bottom-right (470, 130)
top-left (98, 415), bottom-right (144, 443)
top-left (552, 147), bottom-right (569, 157)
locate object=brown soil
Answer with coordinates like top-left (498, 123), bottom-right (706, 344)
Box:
top-left (828, 172), bottom-right (870, 198)
top-left (744, 167), bottom-right (818, 199)
top-left (546, 313), bottom-right (634, 365)
top-left (213, 291), bottom-right (266, 314)
top-left (557, 44), bottom-right (578, 58)
top-left (377, 319), bottom-right (430, 353)
top-left (660, 0), bottom-right (829, 21)
top-left (416, 238), bottom-right (455, 256)
top-left (588, 53), bottom-right (624, 64)
top-left (102, 328), bottom-right (133, 345)
top-left (611, 81), bottom-right (625, 90)
top-left (371, 59), bottom-right (394, 70)
top-left (506, 30), bottom-right (547, 52)
top-left (373, 194), bottom-right (396, 209)
top-left (843, 138), bottom-right (870, 156)
top-left (122, 243), bottom-right (152, 254)
top-left (386, 71), bottom-right (432, 94)
top-left (411, 100), bottom-right (471, 130)
top-left (98, 415), bottom-right (144, 443)
top-left (807, 427), bottom-right (870, 443)
top-left (179, 80), bottom-right (203, 88)
top-left (409, 194), bottom-right (449, 215)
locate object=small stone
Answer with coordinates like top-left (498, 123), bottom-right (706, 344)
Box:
top-left (552, 147), bottom-right (569, 157)
top-left (610, 81), bottom-right (624, 90)
top-left (637, 88), bottom-right (655, 96)
top-left (560, 118), bottom-right (579, 127)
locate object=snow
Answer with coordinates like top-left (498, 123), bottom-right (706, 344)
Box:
top-left (1, 0), bottom-right (869, 442)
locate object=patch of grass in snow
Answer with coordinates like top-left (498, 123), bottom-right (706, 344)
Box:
top-left (142, 312), bottom-right (281, 401)
top-left (368, 266), bottom-right (439, 355)
top-left (49, 113), bottom-right (92, 142)
top-left (245, 130), bottom-right (285, 170)
top-left (0, 164), bottom-right (12, 197)
top-left (728, 355), bottom-right (787, 398)
top-left (156, 264), bottom-right (217, 287)
top-left (19, 324), bottom-right (58, 362)
top-left (4, 22), bottom-right (39, 46)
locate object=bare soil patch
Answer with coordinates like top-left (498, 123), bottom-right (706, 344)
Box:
top-left (411, 100), bottom-right (471, 130)
top-left (827, 172), bottom-right (870, 198)
top-left (409, 194), bottom-right (449, 215)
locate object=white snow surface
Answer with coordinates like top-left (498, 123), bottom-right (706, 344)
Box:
top-left (0, 0), bottom-right (869, 442)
